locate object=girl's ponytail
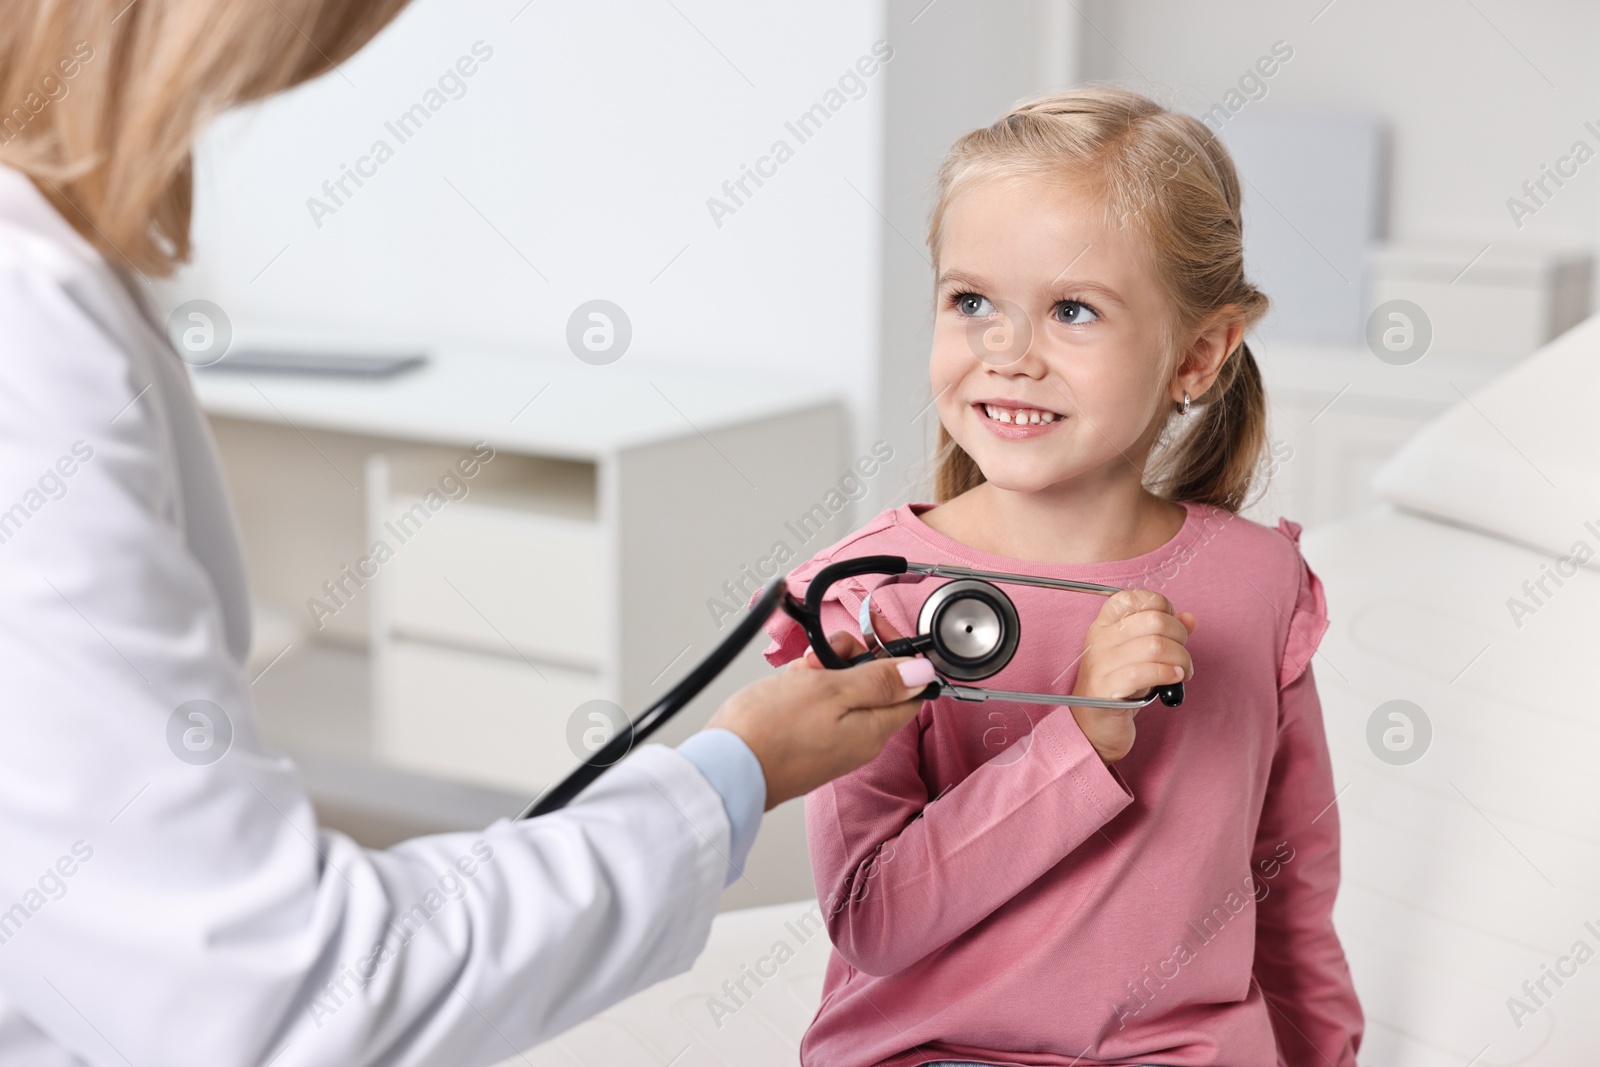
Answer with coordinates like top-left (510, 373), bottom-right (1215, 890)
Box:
top-left (1152, 339), bottom-right (1267, 513)
top-left (933, 422), bottom-right (983, 502)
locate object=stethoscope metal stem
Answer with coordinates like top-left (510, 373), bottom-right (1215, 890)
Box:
top-left (905, 561), bottom-right (1123, 597)
top-left (938, 684), bottom-right (1146, 710)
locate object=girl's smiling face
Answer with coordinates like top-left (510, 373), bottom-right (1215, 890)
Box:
top-left (930, 174), bottom-right (1189, 497)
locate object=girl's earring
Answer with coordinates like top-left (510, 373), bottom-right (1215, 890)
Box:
top-left (1180, 391), bottom-right (1191, 416)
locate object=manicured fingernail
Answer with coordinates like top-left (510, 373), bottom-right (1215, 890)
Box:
top-left (898, 658), bottom-right (937, 686)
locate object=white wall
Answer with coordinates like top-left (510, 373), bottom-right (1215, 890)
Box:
top-left (869, 0), bottom-right (1085, 511)
top-left (162, 1), bottom-right (886, 428)
top-left (1079, 0), bottom-right (1600, 291)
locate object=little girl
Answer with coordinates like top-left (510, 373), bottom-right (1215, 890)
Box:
top-left (756, 88), bottom-right (1364, 1067)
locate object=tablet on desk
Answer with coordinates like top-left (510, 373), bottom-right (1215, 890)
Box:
top-left (200, 348), bottom-right (429, 377)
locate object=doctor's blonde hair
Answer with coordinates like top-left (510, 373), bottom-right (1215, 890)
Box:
top-left (0, 0), bottom-right (411, 275)
top-left (928, 86), bottom-right (1270, 514)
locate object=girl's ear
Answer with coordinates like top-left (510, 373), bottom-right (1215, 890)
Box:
top-left (1173, 312), bottom-right (1245, 405)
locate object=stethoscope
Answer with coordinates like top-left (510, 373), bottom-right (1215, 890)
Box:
top-left (521, 555), bottom-right (1184, 818)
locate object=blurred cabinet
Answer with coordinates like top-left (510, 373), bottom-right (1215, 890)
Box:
top-left (1368, 242), bottom-right (1591, 361)
top-left (1246, 242), bottom-right (1595, 529)
top-left (1242, 341), bottom-right (1508, 531)
top-left (382, 638), bottom-right (600, 795)
top-left (367, 451), bottom-right (611, 794)
top-left (199, 347), bottom-right (848, 796)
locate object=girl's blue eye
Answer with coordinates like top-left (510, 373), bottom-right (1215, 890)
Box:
top-left (1057, 300), bottom-right (1098, 325)
top-left (955, 293), bottom-right (995, 317)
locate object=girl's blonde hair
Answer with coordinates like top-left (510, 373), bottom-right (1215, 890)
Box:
top-left (929, 86), bottom-right (1269, 513)
top-left (0, 0), bottom-right (411, 275)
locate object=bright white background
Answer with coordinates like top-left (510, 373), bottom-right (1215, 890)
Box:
top-left (167, 0), bottom-right (887, 430)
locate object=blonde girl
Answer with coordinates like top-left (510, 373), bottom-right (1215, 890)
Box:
top-left (759, 87), bottom-right (1363, 1067)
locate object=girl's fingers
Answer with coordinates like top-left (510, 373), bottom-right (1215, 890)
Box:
top-left (1103, 604), bottom-right (1192, 645)
top-left (1102, 629), bottom-right (1190, 666)
top-left (790, 630), bottom-right (870, 671)
top-left (1100, 589), bottom-right (1176, 623)
top-left (1107, 658), bottom-right (1188, 698)
top-left (828, 630), bottom-right (868, 658)
top-left (1119, 611), bottom-right (1195, 681)
top-left (1083, 632), bottom-right (1192, 697)
top-left (865, 607), bottom-right (905, 645)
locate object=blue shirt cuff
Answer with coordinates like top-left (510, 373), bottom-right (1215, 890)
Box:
top-left (676, 728), bottom-right (766, 887)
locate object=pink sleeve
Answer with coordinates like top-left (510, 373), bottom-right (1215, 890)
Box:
top-left (1276, 518), bottom-right (1330, 690)
top-left (808, 712), bottom-right (1133, 976)
top-left (1251, 530), bottom-right (1364, 1064)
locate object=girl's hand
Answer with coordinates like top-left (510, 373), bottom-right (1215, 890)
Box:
top-left (1069, 590), bottom-right (1197, 764)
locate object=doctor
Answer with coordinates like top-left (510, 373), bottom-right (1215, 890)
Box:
top-left (0, 3), bottom-right (934, 1065)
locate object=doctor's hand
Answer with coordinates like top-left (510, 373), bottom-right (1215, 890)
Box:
top-left (1070, 590), bottom-right (1197, 764)
top-left (704, 632), bottom-right (935, 811)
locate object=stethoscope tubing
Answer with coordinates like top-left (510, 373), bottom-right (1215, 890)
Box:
top-left (905, 560), bottom-right (1124, 597)
top-left (518, 574), bottom-right (793, 819)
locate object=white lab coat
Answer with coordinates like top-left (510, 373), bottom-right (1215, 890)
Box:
top-left (0, 164), bottom-right (734, 1066)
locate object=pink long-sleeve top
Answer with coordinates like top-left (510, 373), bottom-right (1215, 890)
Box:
top-left (754, 500), bottom-right (1364, 1067)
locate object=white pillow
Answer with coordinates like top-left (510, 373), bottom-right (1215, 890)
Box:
top-left (1372, 311), bottom-right (1600, 571)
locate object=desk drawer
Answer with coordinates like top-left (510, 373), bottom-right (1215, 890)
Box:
top-left (384, 497), bottom-right (606, 668)
top-left (381, 639), bottom-right (606, 794)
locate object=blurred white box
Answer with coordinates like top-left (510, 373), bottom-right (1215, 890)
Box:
top-left (1221, 110), bottom-right (1387, 345)
top-left (386, 497), bottom-right (607, 672)
top-left (1367, 241), bottom-right (1592, 361)
top-left (386, 639), bottom-right (599, 795)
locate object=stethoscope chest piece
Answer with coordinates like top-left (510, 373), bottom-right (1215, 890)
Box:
top-left (915, 579), bottom-right (1019, 681)
top-left (851, 556), bottom-right (1184, 711)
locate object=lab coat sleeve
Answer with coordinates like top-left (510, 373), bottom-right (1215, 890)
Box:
top-left (676, 727), bottom-right (767, 885)
top-left (0, 261), bottom-right (733, 1067)
top-left (1249, 546), bottom-right (1364, 1065)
